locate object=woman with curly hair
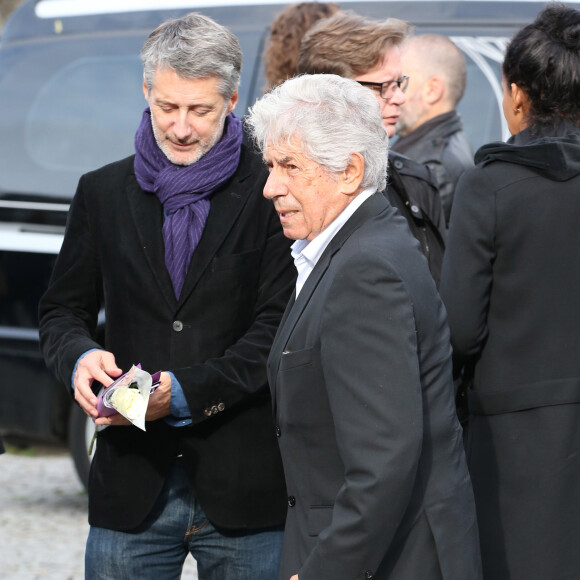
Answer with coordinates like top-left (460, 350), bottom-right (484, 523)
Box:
top-left (262, 2), bottom-right (340, 92)
top-left (440, 4), bottom-right (580, 579)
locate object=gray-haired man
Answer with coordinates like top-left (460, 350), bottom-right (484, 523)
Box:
top-left (39, 12), bottom-right (294, 579)
top-left (247, 73), bottom-right (481, 580)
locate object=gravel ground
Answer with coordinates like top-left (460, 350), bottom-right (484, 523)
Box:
top-left (0, 446), bottom-right (198, 579)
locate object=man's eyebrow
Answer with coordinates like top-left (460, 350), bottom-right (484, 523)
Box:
top-left (154, 97), bottom-right (215, 109)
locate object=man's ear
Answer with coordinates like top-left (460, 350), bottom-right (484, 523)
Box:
top-left (341, 152), bottom-right (365, 195)
top-left (142, 75), bottom-right (149, 102)
top-left (424, 76), bottom-right (444, 105)
top-left (226, 90), bottom-right (239, 115)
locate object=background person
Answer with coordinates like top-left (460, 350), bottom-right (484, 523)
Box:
top-left (39, 12), bottom-right (294, 579)
top-left (393, 33), bottom-right (473, 225)
top-left (440, 4), bottom-right (580, 579)
top-left (247, 73), bottom-right (481, 580)
top-left (298, 11), bottom-right (446, 284)
top-left (262, 1), bottom-right (340, 92)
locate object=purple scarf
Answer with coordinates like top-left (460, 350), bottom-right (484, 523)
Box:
top-left (134, 108), bottom-right (242, 298)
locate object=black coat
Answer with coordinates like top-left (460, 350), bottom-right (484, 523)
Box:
top-left (39, 145), bottom-right (295, 531)
top-left (269, 194), bottom-right (481, 580)
top-left (392, 111), bottom-right (474, 225)
top-left (384, 153), bottom-right (446, 286)
top-left (440, 122), bottom-right (580, 580)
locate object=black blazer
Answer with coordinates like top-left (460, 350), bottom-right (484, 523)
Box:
top-left (268, 194), bottom-right (481, 580)
top-left (39, 145), bottom-right (295, 531)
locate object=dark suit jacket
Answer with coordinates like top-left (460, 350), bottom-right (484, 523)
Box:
top-left (268, 194), bottom-right (481, 580)
top-left (39, 145), bottom-right (295, 531)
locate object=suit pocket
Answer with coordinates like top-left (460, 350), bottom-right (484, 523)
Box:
top-left (210, 248), bottom-right (261, 272)
top-left (307, 505), bottom-right (334, 536)
top-left (279, 348), bottom-right (312, 371)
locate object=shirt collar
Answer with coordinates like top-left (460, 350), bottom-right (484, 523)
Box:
top-left (291, 187), bottom-right (375, 268)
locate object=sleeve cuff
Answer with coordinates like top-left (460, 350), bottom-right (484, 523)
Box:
top-left (71, 348), bottom-right (100, 392)
top-left (165, 371), bottom-right (192, 427)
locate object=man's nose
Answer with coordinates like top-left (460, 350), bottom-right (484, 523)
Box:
top-left (173, 110), bottom-right (192, 140)
top-left (263, 170), bottom-right (286, 200)
top-left (389, 86), bottom-right (406, 106)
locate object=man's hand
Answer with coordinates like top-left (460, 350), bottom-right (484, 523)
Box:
top-left (74, 350), bottom-right (122, 419)
top-left (145, 372), bottom-right (172, 421)
top-left (94, 371), bottom-right (172, 427)
top-left (290, 575), bottom-right (299, 580)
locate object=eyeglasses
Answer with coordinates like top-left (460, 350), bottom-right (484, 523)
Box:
top-left (357, 76), bottom-right (410, 100)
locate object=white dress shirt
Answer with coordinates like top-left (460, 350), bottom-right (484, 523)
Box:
top-left (291, 188), bottom-right (376, 298)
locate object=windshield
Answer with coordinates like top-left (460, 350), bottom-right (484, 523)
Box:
top-left (0, 2), bottom-right (518, 199)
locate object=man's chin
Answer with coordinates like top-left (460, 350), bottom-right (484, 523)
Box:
top-left (163, 146), bottom-right (204, 166)
top-left (384, 125), bottom-right (397, 138)
top-left (394, 123), bottom-right (409, 137)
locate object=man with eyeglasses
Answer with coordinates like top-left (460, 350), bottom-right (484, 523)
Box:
top-left (298, 11), bottom-right (446, 285)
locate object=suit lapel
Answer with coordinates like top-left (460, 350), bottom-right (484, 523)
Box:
top-left (270, 193), bottom-right (389, 405)
top-left (176, 161), bottom-right (251, 308)
top-left (126, 174), bottom-right (177, 310)
top-left (126, 150), bottom-right (255, 311)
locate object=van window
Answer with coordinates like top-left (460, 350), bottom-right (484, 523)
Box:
top-left (0, 2), bottom-right (513, 200)
top-left (28, 55), bottom-right (143, 173)
top-left (0, 21), bottom-right (269, 199)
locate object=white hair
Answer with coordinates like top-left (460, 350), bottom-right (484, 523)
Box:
top-left (247, 74), bottom-right (388, 191)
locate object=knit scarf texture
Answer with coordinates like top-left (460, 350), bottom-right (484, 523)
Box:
top-left (134, 108), bottom-right (242, 299)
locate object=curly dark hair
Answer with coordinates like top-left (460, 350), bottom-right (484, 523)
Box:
top-left (262, 2), bottom-right (340, 92)
top-left (503, 2), bottom-right (580, 126)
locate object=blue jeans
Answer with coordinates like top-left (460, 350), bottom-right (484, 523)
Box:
top-left (85, 459), bottom-right (284, 579)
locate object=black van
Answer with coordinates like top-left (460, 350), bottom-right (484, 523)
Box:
top-left (0, 0), bottom-right (554, 486)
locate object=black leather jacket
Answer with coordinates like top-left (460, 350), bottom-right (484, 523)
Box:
top-left (383, 152), bottom-right (446, 286)
top-left (392, 111), bottom-right (474, 225)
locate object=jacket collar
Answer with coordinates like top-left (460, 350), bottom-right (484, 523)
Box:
top-left (393, 111), bottom-right (463, 154)
top-left (269, 193), bottom-right (389, 405)
top-left (126, 146), bottom-right (254, 310)
top-left (475, 121), bottom-right (580, 181)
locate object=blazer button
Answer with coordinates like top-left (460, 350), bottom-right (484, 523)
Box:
top-left (364, 571), bottom-right (373, 579)
top-left (217, 402), bottom-right (225, 412)
top-left (287, 496), bottom-right (296, 507)
top-left (172, 320), bottom-right (183, 332)
top-left (275, 425), bottom-right (281, 437)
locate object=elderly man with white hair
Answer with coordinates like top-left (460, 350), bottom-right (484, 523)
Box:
top-left (247, 74), bottom-right (482, 580)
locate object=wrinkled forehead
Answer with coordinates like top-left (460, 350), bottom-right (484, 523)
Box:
top-left (263, 134), bottom-right (308, 161)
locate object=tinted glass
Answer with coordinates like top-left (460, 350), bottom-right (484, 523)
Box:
top-left (0, 252), bottom-right (56, 329)
top-left (0, 23), bottom-right (271, 198)
top-left (28, 55), bottom-right (144, 174)
top-left (0, 2), bottom-right (529, 200)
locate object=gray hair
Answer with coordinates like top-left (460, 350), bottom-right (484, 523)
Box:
top-left (141, 12), bottom-right (242, 98)
top-left (247, 74), bottom-right (388, 192)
